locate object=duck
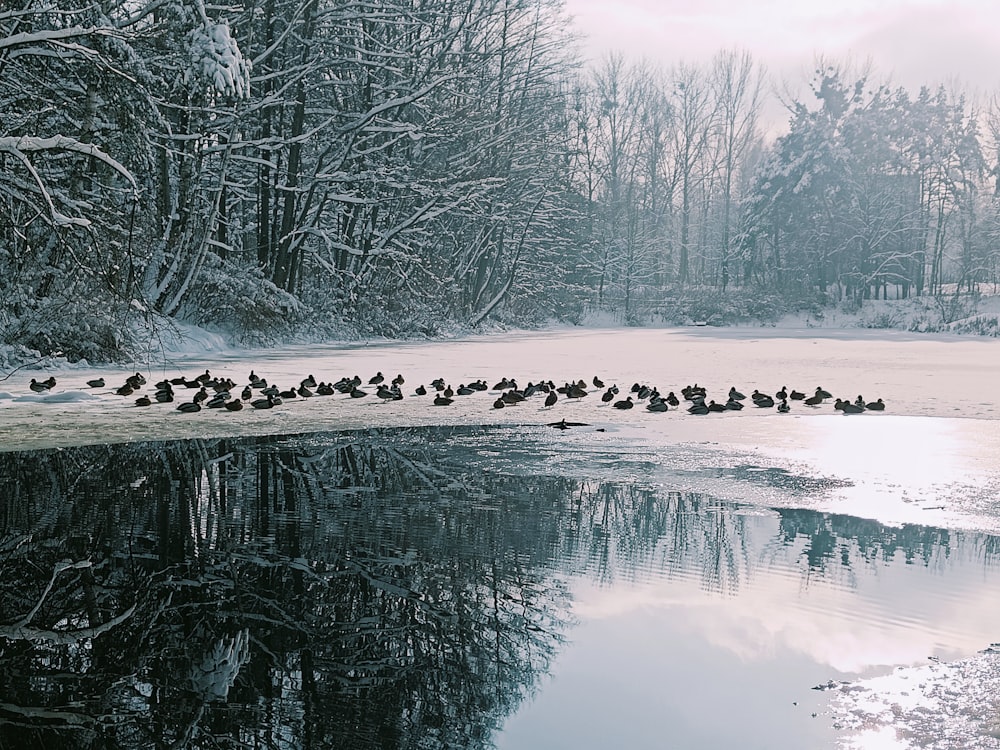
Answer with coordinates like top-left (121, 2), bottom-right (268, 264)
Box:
top-left (251, 394), bottom-right (277, 409)
top-left (789, 389), bottom-right (806, 400)
top-left (545, 391), bottom-right (558, 408)
top-left (646, 399), bottom-right (668, 412)
top-left (177, 400), bottom-right (202, 413)
top-left (804, 393), bottom-right (823, 406)
top-left (493, 397), bottom-right (505, 409)
top-left (434, 394), bottom-right (453, 406)
top-left (836, 399), bottom-right (864, 414)
top-left (369, 372), bottom-right (384, 385)
top-left (115, 383), bottom-right (134, 396)
top-left (29, 378), bottom-right (51, 392)
top-left (86, 377), bottom-right (105, 388)
top-left (241, 385), bottom-right (252, 401)
top-left (134, 395), bottom-right (152, 407)
top-left (349, 386), bottom-right (367, 398)
top-left (593, 376), bottom-right (605, 388)
top-left (777, 399), bottom-right (790, 413)
top-left (195, 370), bottom-right (212, 384)
top-left (665, 391), bottom-right (680, 407)
top-left (776, 386), bottom-right (787, 400)
top-left (613, 396), bottom-right (634, 410)
top-left (206, 394), bottom-right (230, 408)
top-left (301, 374), bottom-right (317, 389)
top-left (601, 388), bottom-right (615, 404)
top-left (224, 399), bottom-right (244, 411)
top-left (414, 384), bottom-right (427, 396)
top-left (457, 384), bottom-right (476, 396)
top-left (392, 374), bottom-right (405, 386)
top-left (687, 402), bottom-right (710, 415)
top-left (725, 398), bottom-right (744, 411)
top-left (707, 400), bottom-right (727, 412)
top-left (502, 390), bottom-right (526, 404)
top-left (154, 390), bottom-right (174, 403)
top-left (297, 384), bottom-right (314, 398)
top-left (728, 387), bottom-right (746, 401)
top-left (193, 387), bottom-right (209, 403)
top-left (754, 394), bottom-right (775, 408)
top-left (865, 398), bottom-right (886, 411)
top-left (815, 386), bottom-right (832, 400)
top-left (376, 385), bottom-right (398, 402)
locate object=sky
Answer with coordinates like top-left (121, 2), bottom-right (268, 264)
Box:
top-left (565, 0), bottom-right (1000, 120)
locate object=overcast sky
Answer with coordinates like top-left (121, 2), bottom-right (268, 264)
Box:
top-left (565, 0), bottom-right (1000, 98)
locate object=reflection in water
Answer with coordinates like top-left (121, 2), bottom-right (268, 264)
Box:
top-left (0, 427), bottom-right (998, 749)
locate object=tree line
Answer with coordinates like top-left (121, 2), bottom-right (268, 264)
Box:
top-left (2, 2), bottom-right (999, 360)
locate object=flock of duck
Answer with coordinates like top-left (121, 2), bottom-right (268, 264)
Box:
top-left (27, 370), bottom-right (886, 420)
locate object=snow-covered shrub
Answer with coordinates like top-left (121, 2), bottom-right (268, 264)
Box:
top-left (182, 254), bottom-right (302, 342)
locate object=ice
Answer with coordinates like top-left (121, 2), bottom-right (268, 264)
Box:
top-left (2, 325), bottom-right (1000, 534)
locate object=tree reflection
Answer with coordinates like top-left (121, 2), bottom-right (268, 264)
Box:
top-left (0, 427), bottom-right (996, 748)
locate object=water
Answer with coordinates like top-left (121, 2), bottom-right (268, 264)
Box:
top-left (2, 425), bottom-right (1000, 749)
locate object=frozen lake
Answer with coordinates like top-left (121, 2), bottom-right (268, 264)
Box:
top-left (2, 326), bottom-right (1000, 748)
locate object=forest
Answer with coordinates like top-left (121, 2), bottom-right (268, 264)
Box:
top-left (3, 0), bottom-right (1000, 362)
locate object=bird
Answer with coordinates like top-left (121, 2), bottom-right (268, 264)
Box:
top-left (593, 376), bottom-right (605, 388)
top-left (251, 395), bottom-right (278, 409)
top-left (687, 402), bottom-right (710, 415)
top-left (836, 399), bottom-right (864, 414)
top-left (369, 372), bottom-right (384, 385)
top-left (728, 387), bottom-right (746, 401)
top-left (86, 377), bottom-right (105, 388)
top-left (708, 400), bottom-right (727, 412)
top-left (115, 383), bottom-right (134, 396)
top-left (646, 399), bottom-right (668, 412)
top-left (776, 386), bottom-right (788, 400)
top-left (224, 399), bottom-right (244, 411)
top-left (613, 397), bottom-right (634, 410)
top-left (434, 394), bottom-right (453, 406)
top-left (725, 398), bottom-right (744, 411)
top-left (804, 393), bottom-right (823, 406)
top-left (493, 397), bottom-right (505, 409)
top-left (177, 400), bottom-right (201, 413)
top-left (815, 386), bottom-right (832, 400)
top-left (665, 392), bottom-right (680, 407)
top-left (134, 395), bottom-right (152, 407)
top-left (544, 391), bottom-right (558, 408)
top-left (241, 385), bottom-right (252, 401)
top-left (414, 385), bottom-right (427, 396)
top-left (754, 394), bottom-right (775, 408)
top-left (349, 387), bottom-right (367, 398)
top-left (29, 378), bottom-right (51, 392)
top-left (297, 384), bottom-right (314, 398)
top-left (777, 399), bottom-right (790, 413)
top-left (601, 388), bottom-right (615, 404)
top-left (865, 398), bottom-right (886, 411)
top-left (301, 374), bottom-right (317, 389)
top-left (206, 394), bottom-right (230, 408)
top-left (547, 419), bottom-right (588, 430)
top-left (789, 390), bottom-right (806, 400)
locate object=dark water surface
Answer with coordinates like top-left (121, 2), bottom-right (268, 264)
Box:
top-left (1, 426), bottom-right (999, 749)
